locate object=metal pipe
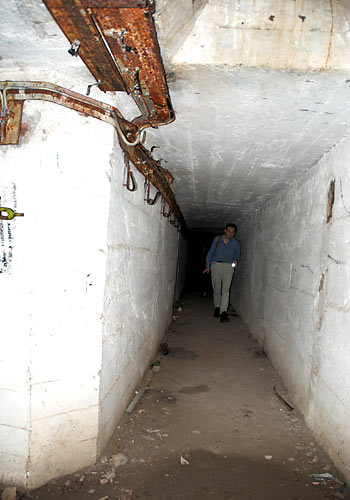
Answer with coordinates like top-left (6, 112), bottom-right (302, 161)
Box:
top-left (111, 110), bottom-right (144, 146)
top-left (0, 81), bottom-right (185, 231)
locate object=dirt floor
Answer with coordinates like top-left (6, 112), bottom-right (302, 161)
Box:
top-left (6, 292), bottom-right (350, 500)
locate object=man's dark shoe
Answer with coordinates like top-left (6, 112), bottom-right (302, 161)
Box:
top-left (220, 311), bottom-right (229, 322)
top-left (214, 307), bottom-right (220, 318)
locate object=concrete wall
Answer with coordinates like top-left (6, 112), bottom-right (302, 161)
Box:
top-left (0, 101), bottom-right (113, 489)
top-left (232, 133), bottom-right (350, 482)
top-left (97, 142), bottom-right (180, 454)
top-left (154, 0), bottom-right (208, 66)
top-left (172, 0), bottom-right (350, 70)
top-left (0, 98), bottom-right (181, 489)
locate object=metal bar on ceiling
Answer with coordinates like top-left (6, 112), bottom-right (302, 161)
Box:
top-left (42, 0), bottom-right (174, 130)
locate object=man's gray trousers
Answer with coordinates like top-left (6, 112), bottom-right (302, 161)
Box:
top-left (210, 261), bottom-right (235, 313)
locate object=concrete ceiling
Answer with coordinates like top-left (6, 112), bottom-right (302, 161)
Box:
top-left (149, 0), bottom-right (350, 230)
top-left (2, 0), bottom-right (350, 231)
top-left (145, 65), bottom-right (350, 229)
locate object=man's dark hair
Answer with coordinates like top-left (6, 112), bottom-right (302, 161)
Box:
top-left (226, 223), bottom-right (237, 233)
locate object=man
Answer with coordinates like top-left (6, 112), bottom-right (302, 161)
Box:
top-left (203, 223), bottom-right (240, 322)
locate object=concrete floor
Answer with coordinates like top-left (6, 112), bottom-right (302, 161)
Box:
top-left (13, 292), bottom-right (349, 500)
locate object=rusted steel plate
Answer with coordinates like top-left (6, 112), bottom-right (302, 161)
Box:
top-left (93, 6), bottom-right (174, 128)
top-left (0, 100), bottom-right (23, 145)
top-left (43, 0), bottom-right (126, 92)
top-left (43, 0), bottom-right (174, 129)
top-left (83, 0), bottom-right (152, 9)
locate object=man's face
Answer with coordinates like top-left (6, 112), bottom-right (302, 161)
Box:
top-left (224, 226), bottom-right (236, 239)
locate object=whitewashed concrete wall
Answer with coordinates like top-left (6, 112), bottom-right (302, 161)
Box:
top-left (172, 0), bottom-right (350, 70)
top-left (0, 98), bottom-right (181, 489)
top-left (154, 0), bottom-right (208, 65)
top-left (97, 142), bottom-right (180, 454)
top-left (0, 101), bottom-right (113, 489)
top-left (232, 134), bottom-right (350, 482)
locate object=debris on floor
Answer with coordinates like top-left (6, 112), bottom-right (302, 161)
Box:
top-left (4, 293), bottom-right (349, 500)
top-left (125, 388), bottom-right (147, 415)
top-left (160, 342), bottom-right (169, 355)
top-left (110, 454), bottom-right (128, 468)
top-left (1, 487), bottom-right (16, 500)
top-left (180, 456), bottom-right (190, 465)
top-left (273, 385), bottom-right (294, 411)
top-left (312, 472), bottom-right (334, 482)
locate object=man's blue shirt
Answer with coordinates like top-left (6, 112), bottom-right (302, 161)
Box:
top-left (206, 236), bottom-right (241, 267)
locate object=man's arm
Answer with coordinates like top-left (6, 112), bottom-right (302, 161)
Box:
top-left (203, 236), bottom-right (218, 273)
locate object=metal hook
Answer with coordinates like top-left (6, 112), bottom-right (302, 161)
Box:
top-left (169, 212), bottom-right (177, 225)
top-left (123, 155), bottom-right (137, 192)
top-left (133, 67), bottom-right (141, 94)
top-left (68, 39), bottom-right (81, 56)
top-left (86, 80), bottom-right (103, 96)
top-left (169, 210), bottom-right (180, 227)
top-left (119, 29), bottom-right (138, 54)
top-left (161, 198), bottom-right (171, 217)
top-left (147, 191), bottom-right (160, 206)
top-left (111, 110), bottom-right (144, 147)
top-left (144, 179), bottom-right (160, 205)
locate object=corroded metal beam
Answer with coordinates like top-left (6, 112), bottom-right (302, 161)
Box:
top-left (0, 81), bottom-right (138, 140)
top-left (0, 100), bottom-right (23, 145)
top-left (42, 0), bottom-right (174, 129)
top-left (82, 1), bottom-right (153, 8)
top-left (43, 0), bottom-right (127, 92)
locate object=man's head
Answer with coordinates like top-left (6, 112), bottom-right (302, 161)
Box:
top-left (224, 223), bottom-right (237, 240)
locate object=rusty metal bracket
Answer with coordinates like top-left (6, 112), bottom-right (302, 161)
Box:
top-left (122, 139), bottom-right (184, 229)
top-left (144, 178), bottom-right (160, 205)
top-left (0, 82), bottom-right (141, 145)
top-left (169, 211), bottom-right (177, 225)
top-left (111, 109), bottom-right (145, 146)
top-left (123, 154), bottom-right (137, 192)
top-left (0, 89), bottom-right (24, 145)
top-left (0, 81), bottom-right (185, 232)
top-left (42, 0), bottom-right (174, 130)
top-left (161, 198), bottom-right (172, 218)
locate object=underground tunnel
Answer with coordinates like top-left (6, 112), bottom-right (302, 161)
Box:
top-left (1, 0), bottom-right (350, 496)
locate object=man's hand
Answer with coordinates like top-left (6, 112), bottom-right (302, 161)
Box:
top-left (203, 266), bottom-right (210, 274)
